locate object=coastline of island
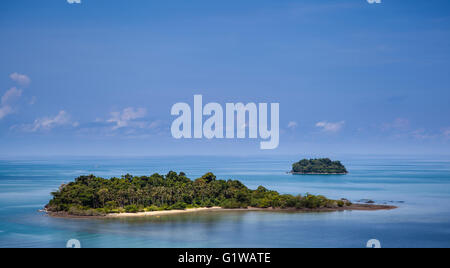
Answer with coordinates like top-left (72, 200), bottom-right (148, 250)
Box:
top-left (45, 171), bottom-right (397, 219)
top-left (46, 203), bottom-right (397, 219)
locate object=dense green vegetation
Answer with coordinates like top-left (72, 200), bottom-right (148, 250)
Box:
top-left (292, 158), bottom-right (348, 174)
top-left (46, 172), bottom-right (350, 216)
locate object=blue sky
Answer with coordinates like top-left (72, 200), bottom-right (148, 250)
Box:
top-left (1, 0), bottom-right (450, 156)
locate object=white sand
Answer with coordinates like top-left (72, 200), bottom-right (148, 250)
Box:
top-left (103, 204), bottom-right (395, 218)
top-left (106, 207), bottom-right (224, 218)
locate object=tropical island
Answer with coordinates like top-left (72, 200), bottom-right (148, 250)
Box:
top-left (45, 171), bottom-right (393, 218)
top-left (291, 158), bottom-right (348, 175)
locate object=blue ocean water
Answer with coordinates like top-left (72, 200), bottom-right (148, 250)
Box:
top-left (0, 155), bottom-right (450, 248)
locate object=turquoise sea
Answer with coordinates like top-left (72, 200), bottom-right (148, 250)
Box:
top-left (0, 155), bottom-right (450, 248)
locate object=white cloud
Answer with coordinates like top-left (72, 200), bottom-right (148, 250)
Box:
top-left (443, 128), bottom-right (450, 139)
top-left (0, 106), bottom-right (13, 120)
top-left (392, 118), bottom-right (410, 129)
top-left (10, 73), bottom-right (30, 87)
top-left (287, 121), bottom-right (298, 129)
top-left (67, 0), bottom-right (81, 4)
top-left (107, 107), bottom-right (147, 130)
top-left (411, 129), bottom-right (434, 140)
top-left (0, 73), bottom-right (29, 119)
top-left (316, 121), bottom-right (345, 133)
top-left (148, 121), bottom-right (162, 129)
top-left (0, 87), bottom-right (22, 120)
top-left (23, 110), bottom-right (77, 132)
top-left (1, 87), bottom-right (22, 105)
top-left (76, 116), bottom-right (163, 138)
top-left (382, 118), bottom-right (410, 131)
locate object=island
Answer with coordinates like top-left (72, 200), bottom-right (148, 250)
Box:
top-left (291, 158), bottom-right (348, 175)
top-left (45, 171), bottom-right (393, 218)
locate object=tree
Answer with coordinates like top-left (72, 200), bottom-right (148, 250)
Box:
top-left (46, 172), bottom-right (344, 216)
top-left (98, 188), bottom-right (109, 207)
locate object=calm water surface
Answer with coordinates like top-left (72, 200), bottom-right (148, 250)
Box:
top-left (0, 155), bottom-right (449, 248)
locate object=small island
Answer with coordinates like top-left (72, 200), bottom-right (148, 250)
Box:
top-left (45, 171), bottom-right (392, 218)
top-left (291, 158), bottom-right (348, 175)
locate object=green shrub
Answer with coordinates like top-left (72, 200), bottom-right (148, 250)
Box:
top-left (96, 208), bottom-right (112, 214)
top-left (169, 202), bottom-right (187, 210)
top-left (124, 205), bottom-right (139, 213)
top-left (68, 206), bottom-right (85, 216)
top-left (105, 201), bottom-right (118, 209)
top-left (256, 198), bottom-right (271, 208)
top-left (200, 199), bottom-right (215, 208)
top-left (85, 209), bottom-right (106, 216)
top-left (160, 205), bottom-right (170, 211)
top-left (221, 199), bottom-right (242, 209)
top-left (146, 205), bottom-right (160, 212)
top-left (67, 206), bottom-right (106, 216)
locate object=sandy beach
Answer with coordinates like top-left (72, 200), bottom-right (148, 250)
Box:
top-left (101, 204), bottom-right (397, 218)
top-left (105, 207), bottom-right (225, 218)
top-left (46, 204), bottom-right (396, 219)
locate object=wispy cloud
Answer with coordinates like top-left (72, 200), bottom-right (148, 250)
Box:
top-left (287, 121), bottom-right (298, 129)
top-left (382, 118), bottom-right (410, 131)
top-left (0, 106), bottom-right (13, 120)
top-left (9, 73), bottom-right (31, 87)
top-left (0, 87), bottom-right (22, 120)
top-left (67, 0), bottom-right (81, 4)
top-left (18, 110), bottom-right (78, 132)
top-left (76, 116), bottom-right (164, 138)
top-left (443, 128), bottom-right (450, 139)
top-left (411, 129), bottom-right (435, 140)
top-left (0, 73), bottom-right (31, 119)
top-left (377, 118), bottom-right (446, 140)
top-left (1, 87), bottom-right (22, 105)
top-left (148, 120), bottom-right (162, 129)
top-left (315, 121), bottom-right (345, 133)
top-left (379, 118), bottom-right (436, 140)
top-left (107, 107), bottom-right (147, 130)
